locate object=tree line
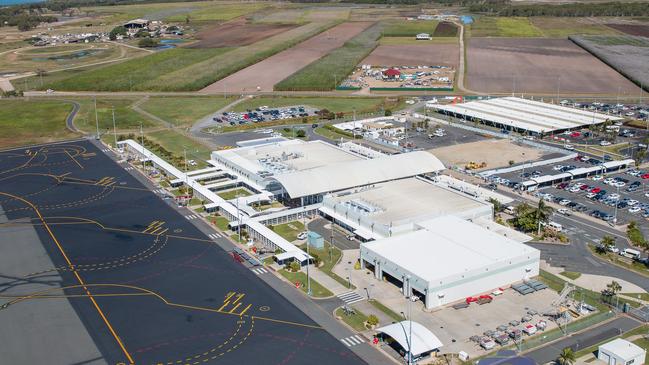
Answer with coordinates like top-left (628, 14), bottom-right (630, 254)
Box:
top-left (0, 5), bottom-right (57, 31)
top-left (469, 1), bottom-right (649, 17)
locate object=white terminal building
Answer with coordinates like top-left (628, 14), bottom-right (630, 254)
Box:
top-left (428, 96), bottom-right (622, 135)
top-left (206, 139), bottom-right (539, 310)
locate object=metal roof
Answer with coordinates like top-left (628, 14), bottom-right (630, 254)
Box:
top-left (376, 321), bottom-right (443, 356)
top-left (273, 151), bottom-right (445, 198)
top-left (599, 339), bottom-right (645, 360)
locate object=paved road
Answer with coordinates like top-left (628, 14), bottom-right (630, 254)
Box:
top-left (64, 100), bottom-right (81, 133)
top-left (308, 218), bottom-right (360, 251)
top-left (524, 316), bottom-right (641, 364)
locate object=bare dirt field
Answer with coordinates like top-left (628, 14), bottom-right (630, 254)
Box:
top-left (605, 24), bottom-right (649, 37)
top-left (361, 43), bottom-right (458, 67)
top-left (190, 18), bottom-right (297, 48)
top-left (466, 37), bottom-right (641, 95)
top-left (429, 139), bottom-right (544, 169)
top-left (200, 21), bottom-right (373, 93)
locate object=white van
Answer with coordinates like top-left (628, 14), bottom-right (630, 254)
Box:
top-left (504, 206), bottom-right (516, 215)
top-left (547, 222), bottom-right (563, 232)
top-left (621, 248), bottom-right (641, 259)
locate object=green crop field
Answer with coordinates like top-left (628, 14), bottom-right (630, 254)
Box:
top-left (150, 20), bottom-right (339, 91)
top-left (274, 23), bottom-right (383, 91)
top-left (382, 20), bottom-right (438, 37)
top-left (73, 98), bottom-right (156, 133)
top-left (231, 96), bottom-right (388, 114)
top-left (41, 48), bottom-right (230, 92)
top-left (165, 2), bottom-right (268, 22)
top-left (0, 100), bottom-right (78, 149)
top-left (139, 96), bottom-right (235, 127)
top-left (470, 17), bottom-right (543, 37)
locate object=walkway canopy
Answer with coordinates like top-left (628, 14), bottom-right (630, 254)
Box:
top-left (376, 321), bottom-right (443, 358)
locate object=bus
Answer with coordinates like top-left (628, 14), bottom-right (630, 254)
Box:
top-left (621, 248), bottom-right (641, 259)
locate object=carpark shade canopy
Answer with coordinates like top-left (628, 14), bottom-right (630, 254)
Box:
top-left (376, 321), bottom-right (443, 357)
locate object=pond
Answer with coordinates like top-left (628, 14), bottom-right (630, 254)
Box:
top-left (31, 49), bottom-right (100, 62)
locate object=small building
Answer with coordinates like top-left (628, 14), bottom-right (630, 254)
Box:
top-left (598, 338), bottom-right (646, 365)
top-left (382, 68), bottom-right (401, 80)
top-left (124, 19), bottom-right (150, 29)
top-left (416, 33), bottom-right (432, 40)
top-left (307, 231), bottom-right (324, 249)
top-left (376, 321), bottom-right (443, 361)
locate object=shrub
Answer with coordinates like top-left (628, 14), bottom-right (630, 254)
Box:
top-left (367, 314), bottom-right (379, 327)
top-left (289, 260), bottom-right (301, 272)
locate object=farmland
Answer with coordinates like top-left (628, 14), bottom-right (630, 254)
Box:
top-left (157, 20), bottom-right (340, 91)
top-left (529, 17), bottom-right (622, 38)
top-left (381, 20), bottom-right (438, 37)
top-left (432, 22), bottom-right (458, 37)
top-left (202, 21), bottom-right (371, 93)
top-left (190, 18), bottom-right (297, 48)
top-left (570, 35), bottom-right (649, 94)
top-left (139, 96), bottom-right (235, 127)
top-left (0, 100), bottom-right (78, 149)
top-left (469, 17), bottom-right (543, 37)
top-left (466, 37), bottom-right (641, 94)
top-left (274, 23), bottom-right (382, 91)
top-left (40, 47), bottom-right (229, 92)
top-left (605, 23), bottom-right (649, 37)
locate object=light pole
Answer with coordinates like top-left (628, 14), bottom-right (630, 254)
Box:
top-left (399, 294), bottom-right (418, 365)
top-left (111, 105), bottom-right (117, 148)
top-left (302, 201), bottom-right (311, 296)
top-left (94, 97), bottom-right (100, 140)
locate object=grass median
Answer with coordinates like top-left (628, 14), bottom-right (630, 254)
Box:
top-left (279, 269), bottom-right (333, 298)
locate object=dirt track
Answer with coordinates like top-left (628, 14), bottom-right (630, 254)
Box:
top-left (200, 22), bottom-right (373, 93)
top-left (190, 18), bottom-right (297, 48)
top-left (466, 38), bottom-right (641, 95)
top-left (361, 43), bottom-right (459, 67)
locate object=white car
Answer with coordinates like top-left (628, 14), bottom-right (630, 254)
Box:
top-left (297, 232), bottom-right (308, 240)
top-left (609, 193), bottom-right (620, 200)
top-left (645, 192), bottom-right (649, 198)
top-left (564, 144), bottom-right (575, 150)
top-left (553, 165), bottom-right (564, 171)
top-left (558, 208), bottom-right (571, 216)
top-left (559, 199), bottom-right (571, 206)
top-left (600, 140), bottom-right (612, 146)
top-left (627, 199), bottom-right (639, 206)
top-left (613, 181), bottom-right (626, 187)
top-left (591, 175), bottom-right (603, 181)
top-left (569, 186), bottom-right (581, 193)
top-left (629, 206), bottom-right (642, 214)
top-left (604, 178), bottom-right (615, 185)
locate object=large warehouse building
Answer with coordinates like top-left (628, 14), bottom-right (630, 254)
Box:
top-left (429, 97), bottom-right (622, 135)
top-left (360, 215), bottom-right (540, 309)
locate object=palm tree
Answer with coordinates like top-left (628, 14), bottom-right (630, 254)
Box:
top-left (536, 199), bottom-right (553, 235)
top-left (601, 235), bottom-right (616, 247)
top-left (557, 347), bottom-right (576, 365)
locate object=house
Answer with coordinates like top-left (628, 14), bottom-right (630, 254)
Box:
top-left (382, 68), bottom-right (401, 80)
top-left (598, 339), bottom-right (646, 365)
top-left (416, 33), bottom-right (432, 40)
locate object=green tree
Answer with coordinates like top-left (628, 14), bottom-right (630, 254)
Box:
top-left (138, 38), bottom-right (159, 48)
top-left (633, 149), bottom-right (647, 167)
top-left (109, 26), bottom-right (127, 41)
top-left (384, 109), bottom-right (392, 116)
top-left (367, 314), bottom-right (379, 327)
top-left (607, 280), bottom-right (622, 295)
top-left (535, 199), bottom-right (553, 225)
top-left (601, 235), bottom-right (616, 247)
top-left (557, 347), bottom-right (576, 365)
top-left (296, 130), bottom-right (306, 138)
top-left (488, 198), bottom-right (502, 214)
top-left (288, 260), bottom-right (301, 273)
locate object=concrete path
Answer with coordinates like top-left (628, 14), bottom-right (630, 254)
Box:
top-left (0, 77), bottom-right (14, 92)
top-left (543, 262), bottom-right (647, 293)
top-left (307, 265), bottom-right (350, 296)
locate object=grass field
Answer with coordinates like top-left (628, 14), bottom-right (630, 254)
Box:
top-left (368, 299), bottom-right (403, 322)
top-left (382, 20), bottom-right (438, 37)
top-left (529, 17), bottom-right (622, 38)
top-left (146, 129), bottom-right (212, 167)
top-left (0, 100), bottom-right (78, 149)
top-left (41, 47), bottom-right (230, 92)
top-left (165, 2), bottom-right (268, 22)
top-left (231, 96), bottom-right (389, 114)
top-left (335, 306), bottom-right (368, 331)
top-left (151, 21), bottom-right (339, 91)
top-left (73, 98), bottom-right (156, 133)
top-left (469, 17), bottom-right (543, 37)
top-left (209, 215), bottom-right (230, 231)
top-left (139, 96), bottom-right (235, 127)
top-left (1, 43), bottom-right (130, 73)
top-left (217, 188), bottom-right (252, 200)
top-left (279, 269), bottom-right (333, 298)
top-left (274, 23), bottom-right (383, 91)
top-left (559, 271), bottom-right (582, 280)
top-left (270, 221), bottom-right (305, 242)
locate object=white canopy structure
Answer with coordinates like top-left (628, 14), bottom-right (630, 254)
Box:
top-left (376, 321), bottom-right (443, 357)
top-left (273, 151), bottom-right (445, 199)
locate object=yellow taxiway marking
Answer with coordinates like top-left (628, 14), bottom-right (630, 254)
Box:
top-left (65, 149), bottom-right (84, 169)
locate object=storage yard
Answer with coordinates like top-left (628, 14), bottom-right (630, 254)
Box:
top-left (466, 38), bottom-right (642, 94)
top-left (429, 139), bottom-right (545, 170)
top-left (200, 22), bottom-right (373, 93)
top-left (342, 65), bottom-right (454, 90)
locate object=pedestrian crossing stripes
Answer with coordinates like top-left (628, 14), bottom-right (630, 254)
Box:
top-left (251, 267), bottom-right (268, 275)
top-left (185, 214), bottom-right (198, 220)
top-left (337, 291), bottom-right (364, 305)
top-left (340, 335), bottom-right (364, 347)
top-left (153, 189), bottom-right (166, 195)
top-left (101, 149), bottom-right (111, 153)
top-left (124, 166), bottom-right (134, 171)
top-left (208, 233), bottom-right (223, 240)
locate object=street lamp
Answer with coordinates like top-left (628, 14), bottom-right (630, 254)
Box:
top-left (399, 294), bottom-right (419, 365)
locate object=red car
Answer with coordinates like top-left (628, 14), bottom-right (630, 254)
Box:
top-left (642, 174), bottom-right (649, 179)
top-left (466, 297), bottom-right (478, 304)
top-left (571, 132), bottom-right (581, 138)
top-left (590, 187), bottom-right (601, 193)
top-left (579, 184), bottom-right (589, 190)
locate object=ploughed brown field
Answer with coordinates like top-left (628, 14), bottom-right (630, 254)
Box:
top-left (190, 18), bottom-right (297, 48)
top-left (200, 22), bottom-right (373, 93)
top-left (466, 38), bottom-right (641, 94)
top-left (361, 43), bottom-right (459, 67)
top-left (605, 24), bottom-right (649, 38)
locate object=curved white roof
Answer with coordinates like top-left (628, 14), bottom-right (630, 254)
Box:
top-left (376, 321), bottom-right (443, 356)
top-left (273, 151), bottom-right (445, 198)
